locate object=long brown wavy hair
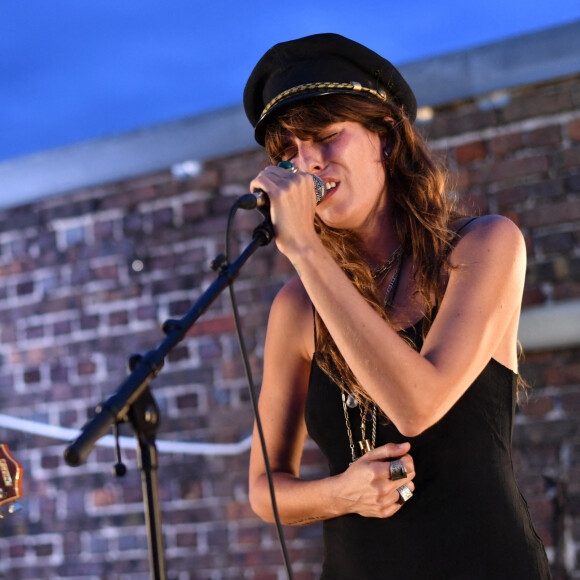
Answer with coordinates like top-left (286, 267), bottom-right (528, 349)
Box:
top-left (263, 94), bottom-right (463, 406)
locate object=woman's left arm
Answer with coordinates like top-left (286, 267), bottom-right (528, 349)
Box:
top-left (289, 215), bottom-right (527, 437)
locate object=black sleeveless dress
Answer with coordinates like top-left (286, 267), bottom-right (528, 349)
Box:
top-left (305, 320), bottom-right (552, 579)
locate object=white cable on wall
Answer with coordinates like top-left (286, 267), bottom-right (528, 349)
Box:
top-left (0, 413), bottom-right (252, 456)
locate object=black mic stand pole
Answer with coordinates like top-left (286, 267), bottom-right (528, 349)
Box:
top-left (64, 216), bottom-right (274, 580)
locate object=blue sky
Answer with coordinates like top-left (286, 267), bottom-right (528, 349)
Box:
top-left (2, 1), bottom-right (580, 162)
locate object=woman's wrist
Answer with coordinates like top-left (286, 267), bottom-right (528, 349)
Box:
top-left (285, 237), bottom-right (331, 279)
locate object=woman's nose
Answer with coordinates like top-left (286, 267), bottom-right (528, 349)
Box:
top-left (295, 143), bottom-right (324, 173)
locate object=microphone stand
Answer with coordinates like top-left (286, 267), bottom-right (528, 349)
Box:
top-left (64, 215), bottom-right (274, 580)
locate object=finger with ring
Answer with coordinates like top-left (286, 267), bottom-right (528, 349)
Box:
top-left (389, 459), bottom-right (407, 481)
top-left (277, 160), bottom-right (299, 173)
top-left (397, 485), bottom-right (413, 505)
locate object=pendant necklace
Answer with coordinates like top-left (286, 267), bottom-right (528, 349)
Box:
top-left (342, 391), bottom-right (376, 464)
top-left (341, 249), bottom-right (404, 463)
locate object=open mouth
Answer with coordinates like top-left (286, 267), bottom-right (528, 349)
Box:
top-left (323, 180), bottom-right (338, 198)
top-left (319, 181), bottom-right (338, 203)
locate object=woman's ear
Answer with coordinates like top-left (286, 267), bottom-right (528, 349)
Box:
top-left (380, 117), bottom-right (396, 157)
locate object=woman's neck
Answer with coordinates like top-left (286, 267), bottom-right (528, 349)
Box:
top-left (354, 213), bottom-right (399, 269)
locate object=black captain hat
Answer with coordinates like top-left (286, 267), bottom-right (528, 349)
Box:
top-left (244, 33), bottom-right (417, 145)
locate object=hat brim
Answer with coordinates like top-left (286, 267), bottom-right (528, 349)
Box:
top-left (253, 87), bottom-right (387, 146)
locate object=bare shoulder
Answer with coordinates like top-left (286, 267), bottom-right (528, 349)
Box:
top-left (272, 275), bottom-right (313, 324)
top-left (449, 215), bottom-right (526, 267)
top-left (275, 274), bottom-right (312, 308)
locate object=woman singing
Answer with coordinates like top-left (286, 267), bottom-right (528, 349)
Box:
top-left (243, 33), bottom-right (551, 579)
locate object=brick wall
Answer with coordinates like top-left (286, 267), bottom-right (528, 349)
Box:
top-left (0, 72), bottom-right (579, 579)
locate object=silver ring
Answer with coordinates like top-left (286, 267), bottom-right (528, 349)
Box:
top-left (389, 459), bottom-right (407, 481)
top-left (312, 174), bottom-right (326, 205)
top-left (397, 485), bottom-right (413, 505)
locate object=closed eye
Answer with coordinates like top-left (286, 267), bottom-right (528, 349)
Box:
top-left (318, 132), bottom-right (337, 143)
top-left (280, 144), bottom-right (298, 161)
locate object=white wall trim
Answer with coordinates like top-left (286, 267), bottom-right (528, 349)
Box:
top-left (519, 299), bottom-right (580, 352)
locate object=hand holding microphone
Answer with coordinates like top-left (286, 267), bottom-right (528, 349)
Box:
top-left (238, 161), bottom-right (328, 210)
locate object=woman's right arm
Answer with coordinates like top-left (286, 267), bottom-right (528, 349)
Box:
top-left (248, 276), bottom-right (415, 525)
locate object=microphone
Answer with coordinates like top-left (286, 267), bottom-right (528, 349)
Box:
top-left (237, 172), bottom-right (328, 210)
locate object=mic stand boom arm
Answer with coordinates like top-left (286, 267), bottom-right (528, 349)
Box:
top-left (63, 217), bottom-right (274, 580)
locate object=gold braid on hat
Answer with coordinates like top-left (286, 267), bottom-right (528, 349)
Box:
top-left (259, 81), bottom-right (389, 125)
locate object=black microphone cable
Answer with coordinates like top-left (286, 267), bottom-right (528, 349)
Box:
top-left (224, 196), bottom-right (294, 580)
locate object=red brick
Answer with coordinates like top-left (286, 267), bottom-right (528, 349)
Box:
top-left (524, 125), bottom-right (562, 148)
top-left (429, 108), bottom-right (498, 139)
top-left (175, 531), bottom-right (198, 547)
top-left (93, 219), bottom-right (116, 239)
top-left (176, 393), bottom-right (199, 410)
top-left (496, 185), bottom-right (528, 207)
top-left (23, 367), bottom-right (41, 384)
top-left (524, 198), bottom-right (580, 228)
top-left (471, 155), bottom-right (549, 185)
top-left (167, 345), bottom-right (190, 362)
top-left (226, 501), bottom-right (256, 520)
top-left (92, 487), bottom-right (117, 507)
top-left (557, 146), bottom-right (580, 171)
top-left (77, 360), bottom-right (96, 375)
top-left (182, 199), bottom-right (210, 222)
top-left (109, 310), bottom-right (129, 326)
top-left (504, 84), bottom-right (575, 122)
top-left (187, 315), bottom-right (236, 336)
top-left (568, 118), bottom-right (580, 141)
top-left (455, 141), bottom-right (486, 164)
top-left (236, 524), bottom-right (262, 545)
top-left (92, 263), bottom-right (119, 280)
top-left (40, 453), bottom-right (60, 469)
top-left (562, 392), bottom-right (580, 415)
top-left (565, 172), bottom-right (580, 192)
top-left (544, 363), bottom-right (580, 386)
top-left (152, 207), bottom-right (174, 227)
top-left (519, 396), bottom-right (554, 417)
top-left (489, 132), bottom-right (523, 156)
top-left (9, 542), bottom-right (27, 558)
